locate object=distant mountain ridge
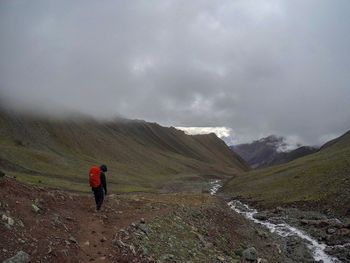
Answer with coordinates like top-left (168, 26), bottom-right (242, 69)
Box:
top-left (231, 135), bottom-right (317, 168)
top-left (0, 109), bottom-right (248, 192)
top-left (223, 129), bottom-right (350, 216)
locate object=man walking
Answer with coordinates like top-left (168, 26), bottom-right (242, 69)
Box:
top-left (89, 164), bottom-right (108, 211)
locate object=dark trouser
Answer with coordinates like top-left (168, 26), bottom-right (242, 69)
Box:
top-left (92, 186), bottom-right (104, 210)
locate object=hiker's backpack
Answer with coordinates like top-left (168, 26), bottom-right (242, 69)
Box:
top-left (89, 166), bottom-right (101, 188)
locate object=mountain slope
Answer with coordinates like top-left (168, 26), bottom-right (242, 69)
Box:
top-left (0, 110), bottom-right (248, 192)
top-left (266, 146), bottom-right (318, 166)
top-left (223, 130), bottom-right (350, 216)
top-left (231, 135), bottom-right (317, 168)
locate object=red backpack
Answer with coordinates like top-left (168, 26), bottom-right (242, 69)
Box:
top-left (89, 166), bottom-right (101, 188)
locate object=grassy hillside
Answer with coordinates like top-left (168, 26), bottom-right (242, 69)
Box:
top-left (223, 131), bottom-right (350, 216)
top-left (267, 146), bottom-right (318, 167)
top-left (0, 110), bottom-right (248, 193)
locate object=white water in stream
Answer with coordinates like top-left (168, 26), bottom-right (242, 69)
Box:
top-left (209, 179), bottom-right (222, 195)
top-left (209, 180), bottom-right (341, 263)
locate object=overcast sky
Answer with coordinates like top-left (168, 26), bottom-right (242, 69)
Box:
top-left (1, 0), bottom-right (349, 145)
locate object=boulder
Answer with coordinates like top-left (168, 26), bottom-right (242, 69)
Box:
top-left (2, 251), bottom-right (30, 263)
top-left (242, 247), bottom-right (258, 262)
top-left (327, 228), bottom-right (336, 235)
top-left (137, 224), bottom-right (149, 235)
top-left (217, 255), bottom-right (225, 262)
top-left (31, 204), bottom-right (40, 213)
top-left (7, 217), bottom-right (14, 226)
top-left (68, 236), bottom-right (78, 244)
top-left (253, 212), bottom-right (268, 221)
top-left (2, 214), bottom-right (14, 226)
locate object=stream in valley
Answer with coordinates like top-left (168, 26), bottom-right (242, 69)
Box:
top-left (209, 180), bottom-right (342, 263)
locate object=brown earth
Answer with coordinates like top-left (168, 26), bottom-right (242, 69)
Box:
top-left (1, 177), bottom-right (176, 262)
top-left (1, 177), bottom-right (285, 262)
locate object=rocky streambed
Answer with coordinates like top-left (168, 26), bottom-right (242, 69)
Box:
top-left (210, 180), bottom-right (350, 262)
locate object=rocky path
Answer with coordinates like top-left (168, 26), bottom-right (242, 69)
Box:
top-left (0, 177), bottom-right (171, 262)
top-left (2, 176), bottom-right (349, 262)
top-left (74, 195), bottom-right (172, 262)
top-left (1, 177), bottom-right (288, 262)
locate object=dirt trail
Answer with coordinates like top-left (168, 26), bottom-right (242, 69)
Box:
top-left (74, 197), bottom-right (171, 262)
top-left (0, 178), bottom-right (171, 262)
top-left (1, 177), bottom-right (292, 262)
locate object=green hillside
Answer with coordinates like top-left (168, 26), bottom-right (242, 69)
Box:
top-left (0, 110), bottom-right (248, 193)
top-left (222, 130), bottom-right (350, 216)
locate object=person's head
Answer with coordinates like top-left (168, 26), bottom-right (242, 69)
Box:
top-left (100, 164), bottom-right (107, 172)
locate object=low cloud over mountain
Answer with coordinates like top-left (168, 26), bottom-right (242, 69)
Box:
top-left (1, 0), bottom-right (350, 146)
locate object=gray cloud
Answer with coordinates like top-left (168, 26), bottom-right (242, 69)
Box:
top-left (1, 0), bottom-right (349, 145)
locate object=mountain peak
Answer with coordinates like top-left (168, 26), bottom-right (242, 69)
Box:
top-left (232, 135), bottom-right (315, 169)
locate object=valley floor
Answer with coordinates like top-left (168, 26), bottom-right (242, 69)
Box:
top-left (1, 177), bottom-right (348, 263)
top-left (0, 177), bottom-right (276, 262)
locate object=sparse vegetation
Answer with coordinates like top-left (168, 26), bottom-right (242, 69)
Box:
top-left (0, 110), bottom-right (248, 193)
